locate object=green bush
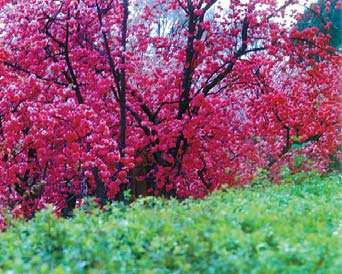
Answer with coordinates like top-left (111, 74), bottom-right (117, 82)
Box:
top-left (0, 175), bottom-right (341, 273)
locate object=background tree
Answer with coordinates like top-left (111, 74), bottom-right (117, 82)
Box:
top-left (297, 0), bottom-right (342, 50)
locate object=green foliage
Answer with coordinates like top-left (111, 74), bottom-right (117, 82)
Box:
top-left (328, 145), bottom-right (342, 173)
top-left (280, 166), bottom-right (322, 185)
top-left (0, 175), bottom-right (341, 273)
top-left (249, 168), bottom-right (272, 188)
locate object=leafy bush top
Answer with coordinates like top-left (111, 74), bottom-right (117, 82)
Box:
top-left (1, 175), bottom-right (341, 273)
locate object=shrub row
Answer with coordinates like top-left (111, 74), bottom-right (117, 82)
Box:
top-left (0, 174), bottom-right (341, 273)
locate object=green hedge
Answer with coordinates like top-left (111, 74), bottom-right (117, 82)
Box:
top-left (0, 175), bottom-right (341, 273)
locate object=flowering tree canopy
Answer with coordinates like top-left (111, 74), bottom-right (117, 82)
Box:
top-left (0, 0), bottom-right (341, 220)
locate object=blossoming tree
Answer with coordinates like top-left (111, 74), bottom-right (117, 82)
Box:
top-left (0, 0), bottom-right (341, 220)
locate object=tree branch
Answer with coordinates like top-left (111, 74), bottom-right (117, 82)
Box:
top-left (177, 0), bottom-right (196, 120)
top-left (65, 21), bottom-right (84, 104)
top-left (202, 17), bottom-right (250, 96)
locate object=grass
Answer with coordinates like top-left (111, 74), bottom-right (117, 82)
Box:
top-left (0, 174), bottom-right (341, 273)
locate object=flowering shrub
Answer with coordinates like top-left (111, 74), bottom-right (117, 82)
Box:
top-left (0, 0), bottom-right (341, 219)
